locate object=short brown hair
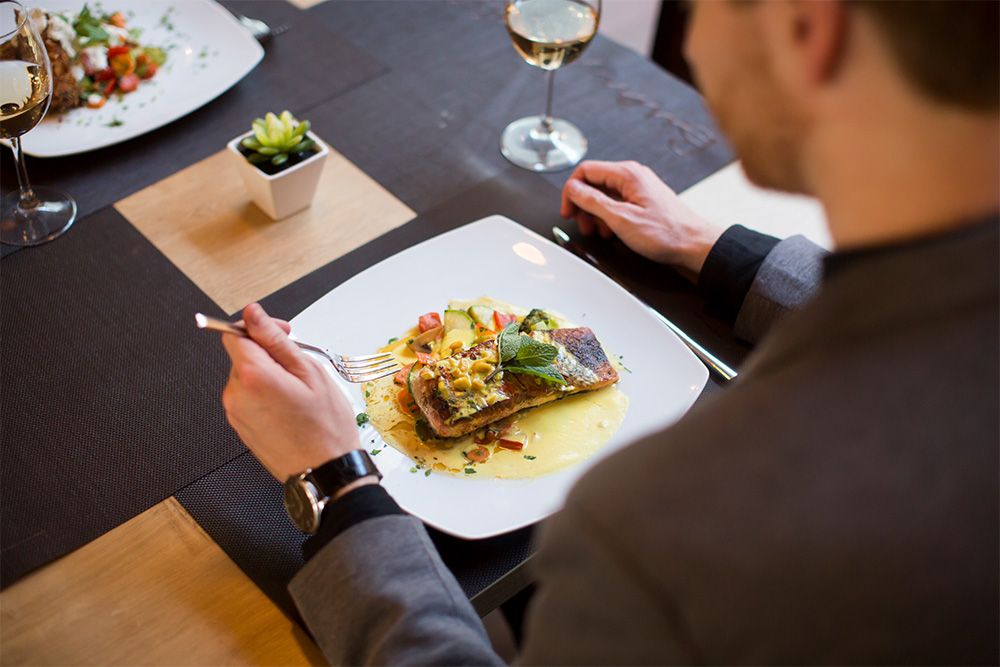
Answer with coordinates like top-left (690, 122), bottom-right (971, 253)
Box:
top-left (852, 0), bottom-right (999, 109)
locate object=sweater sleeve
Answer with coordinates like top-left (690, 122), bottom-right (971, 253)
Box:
top-left (732, 235), bottom-right (827, 343)
top-left (289, 515), bottom-right (506, 666)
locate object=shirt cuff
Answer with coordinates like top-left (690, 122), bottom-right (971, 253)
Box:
top-left (301, 484), bottom-right (406, 562)
top-left (698, 224), bottom-right (781, 324)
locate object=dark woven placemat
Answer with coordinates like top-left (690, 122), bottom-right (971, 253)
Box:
top-left (174, 167), bottom-right (745, 620)
top-left (0, 207), bottom-right (244, 588)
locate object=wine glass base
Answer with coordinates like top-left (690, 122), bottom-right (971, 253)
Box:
top-left (500, 116), bottom-right (588, 173)
top-left (1, 187), bottom-right (77, 246)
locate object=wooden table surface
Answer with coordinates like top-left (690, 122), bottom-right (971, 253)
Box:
top-left (2, 500), bottom-right (325, 665)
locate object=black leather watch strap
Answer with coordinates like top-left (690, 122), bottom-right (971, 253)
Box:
top-left (306, 449), bottom-right (381, 497)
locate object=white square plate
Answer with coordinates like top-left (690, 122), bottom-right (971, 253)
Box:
top-left (290, 215), bottom-right (709, 539)
top-left (15, 0), bottom-right (263, 157)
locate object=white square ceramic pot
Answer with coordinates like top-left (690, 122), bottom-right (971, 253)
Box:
top-left (227, 129), bottom-right (330, 220)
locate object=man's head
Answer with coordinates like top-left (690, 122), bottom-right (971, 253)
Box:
top-left (683, 0), bottom-right (999, 195)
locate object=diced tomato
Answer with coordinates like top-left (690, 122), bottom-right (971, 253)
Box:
top-left (497, 438), bottom-right (525, 451)
top-left (138, 60), bottom-right (158, 79)
top-left (394, 362), bottom-right (414, 385)
top-left (493, 312), bottom-right (517, 329)
top-left (93, 67), bottom-right (115, 82)
top-left (117, 73), bottom-right (140, 93)
top-left (107, 45), bottom-right (131, 59)
top-left (418, 312), bottom-right (442, 333)
top-left (110, 57), bottom-right (135, 78)
top-left (397, 388), bottom-right (415, 414)
top-left (415, 351), bottom-right (437, 365)
top-left (109, 12), bottom-right (127, 28)
top-left (474, 423), bottom-right (513, 445)
top-left (103, 79), bottom-right (116, 96)
top-left (465, 446), bottom-right (491, 463)
top-left (110, 53), bottom-right (135, 77)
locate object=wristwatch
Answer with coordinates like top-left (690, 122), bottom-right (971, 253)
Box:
top-left (283, 450), bottom-right (381, 534)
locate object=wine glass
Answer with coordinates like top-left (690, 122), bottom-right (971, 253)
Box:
top-left (0, 0), bottom-right (75, 246)
top-left (500, 0), bottom-right (600, 173)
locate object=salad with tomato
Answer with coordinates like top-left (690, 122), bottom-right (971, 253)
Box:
top-left (30, 4), bottom-right (167, 111)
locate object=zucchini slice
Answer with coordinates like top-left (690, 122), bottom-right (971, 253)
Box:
top-left (466, 304), bottom-right (495, 328)
top-left (441, 309), bottom-right (476, 353)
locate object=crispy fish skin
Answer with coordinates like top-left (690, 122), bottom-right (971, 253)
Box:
top-left (411, 327), bottom-right (619, 438)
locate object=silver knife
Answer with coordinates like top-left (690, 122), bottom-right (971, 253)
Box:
top-left (551, 226), bottom-right (738, 382)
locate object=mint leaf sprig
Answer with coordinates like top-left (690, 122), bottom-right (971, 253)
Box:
top-left (74, 5), bottom-right (110, 43)
top-left (484, 322), bottom-right (566, 385)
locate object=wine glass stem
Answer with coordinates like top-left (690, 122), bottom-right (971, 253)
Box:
top-left (10, 136), bottom-right (39, 210)
top-left (539, 69), bottom-right (556, 135)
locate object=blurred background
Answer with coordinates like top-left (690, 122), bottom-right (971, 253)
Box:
top-left (603, 0), bottom-right (693, 86)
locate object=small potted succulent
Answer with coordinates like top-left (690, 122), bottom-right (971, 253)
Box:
top-left (227, 111), bottom-right (330, 220)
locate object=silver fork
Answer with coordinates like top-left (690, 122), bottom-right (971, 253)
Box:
top-left (195, 313), bottom-right (399, 383)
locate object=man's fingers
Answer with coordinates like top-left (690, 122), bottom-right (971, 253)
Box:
top-left (596, 218), bottom-right (614, 239)
top-left (235, 316), bottom-right (292, 335)
top-left (560, 163), bottom-right (590, 219)
top-left (565, 179), bottom-right (627, 226)
top-left (242, 303), bottom-right (315, 380)
top-left (221, 325), bottom-right (278, 371)
top-left (574, 210), bottom-right (598, 236)
top-left (573, 160), bottom-right (635, 195)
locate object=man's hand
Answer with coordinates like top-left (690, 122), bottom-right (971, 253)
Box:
top-left (560, 160), bottom-right (725, 276)
top-left (221, 303), bottom-right (361, 481)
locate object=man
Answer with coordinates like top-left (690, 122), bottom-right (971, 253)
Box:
top-left (221, 0), bottom-right (998, 663)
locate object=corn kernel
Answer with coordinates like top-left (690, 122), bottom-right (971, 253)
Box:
top-left (471, 377), bottom-right (486, 390)
top-left (454, 375), bottom-right (472, 391)
top-left (471, 361), bottom-right (494, 375)
top-left (449, 340), bottom-right (464, 351)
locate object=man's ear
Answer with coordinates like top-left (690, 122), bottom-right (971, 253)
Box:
top-left (765, 0), bottom-right (848, 89)
top-left (799, 0), bottom-right (848, 84)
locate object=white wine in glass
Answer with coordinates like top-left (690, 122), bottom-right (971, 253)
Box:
top-left (0, 0), bottom-right (76, 246)
top-left (500, 0), bottom-right (600, 173)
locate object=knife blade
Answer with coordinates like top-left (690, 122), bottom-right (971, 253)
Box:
top-left (551, 226), bottom-right (738, 382)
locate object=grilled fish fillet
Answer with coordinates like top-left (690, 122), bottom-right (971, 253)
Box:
top-left (411, 327), bottom-right (619, 438)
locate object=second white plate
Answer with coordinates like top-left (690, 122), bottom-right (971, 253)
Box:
top-left (16, 0), bottom-right (263, 157)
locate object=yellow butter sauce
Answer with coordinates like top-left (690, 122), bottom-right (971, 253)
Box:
top-left (362, 297), bottom-right (629, 480)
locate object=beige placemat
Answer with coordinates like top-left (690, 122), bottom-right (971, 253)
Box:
top-left (116, 147), bottom-right (416, 315)
top-left (0, 498), bottom-right (324, 666)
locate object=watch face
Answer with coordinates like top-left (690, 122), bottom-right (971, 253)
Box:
top-left (283, 478), bottom-right (322, 534)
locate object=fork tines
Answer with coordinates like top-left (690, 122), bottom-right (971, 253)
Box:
top-left (335, 353), bottom-right (399, 383)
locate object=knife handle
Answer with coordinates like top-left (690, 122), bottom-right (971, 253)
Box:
top-left (646, 308), bottom-right (738, 382)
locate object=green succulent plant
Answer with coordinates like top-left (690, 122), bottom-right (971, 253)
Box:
top-left (240, 110), bottom-right (316, 167)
